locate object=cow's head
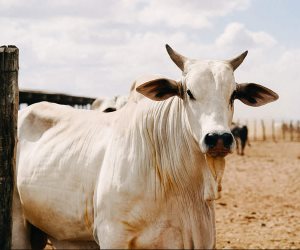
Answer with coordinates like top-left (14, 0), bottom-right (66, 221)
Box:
top-left (136, 45), bottom-right (278, 200)
top-left (92, 97), bottom-right (119, 112)
top-left (136, 45), bottom-right (278, 157)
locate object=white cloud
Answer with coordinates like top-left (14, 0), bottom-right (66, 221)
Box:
top-left (137, 0), bottom-right (250, 29)
top-left (216, 22), bottom-right (277, 51)
top-left (0, 0), bottom-right (250, 29)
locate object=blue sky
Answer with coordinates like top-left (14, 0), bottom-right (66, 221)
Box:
top-left (223, 0), bottom-right (300, 47)
top-left (1, 0), bottom-right (299, 120)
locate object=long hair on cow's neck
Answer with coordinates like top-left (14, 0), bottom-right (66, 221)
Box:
top-left (130, 96), bottom-right (206, 204)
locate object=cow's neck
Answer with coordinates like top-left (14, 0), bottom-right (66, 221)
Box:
top-left (134, 97), bottom-right (209, 202)
top-left (130, 97), bottom-right (216, 247)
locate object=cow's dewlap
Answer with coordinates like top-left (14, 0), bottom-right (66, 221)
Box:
top-left (204, 155), bottom-right (226, 201)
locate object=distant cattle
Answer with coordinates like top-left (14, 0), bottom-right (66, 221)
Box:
top-left (13, 45), bottom-right (278, 249)
top-left (231, 125), bottom-right (250, 155)
top-left (91, 95), bottom-right (128, 112)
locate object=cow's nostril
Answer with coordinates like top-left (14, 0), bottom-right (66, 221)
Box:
top-left (204, 133), bottom-right (219, 148)
top-left (221, 133), bottom-right (233, 148)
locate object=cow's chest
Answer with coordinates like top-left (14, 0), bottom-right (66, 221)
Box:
top-left (95, 191), bottom-right (216, 249)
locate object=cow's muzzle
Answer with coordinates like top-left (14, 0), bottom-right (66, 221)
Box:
top-left (204, 132), bottom-right (233, 157)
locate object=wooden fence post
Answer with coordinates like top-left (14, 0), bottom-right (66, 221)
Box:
top-left (261, 119), bottom-right (266, 141)
top-left (297, 121), bottom-right (300, 142)
top-left (253, 119), bottom-right (257, 141)
top-left (289, 120), bottom-right (294, 141)
top-left (272, 119), bottom-right (277, 142)
top-left (0, 45), bottom-right (19, 250)
top-left (281, 120), bottom-right (286, 140)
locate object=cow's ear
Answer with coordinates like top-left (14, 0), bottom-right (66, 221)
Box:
top-left (136, 78), bottom-right (183, 101)
top-left (235, 83), bottom-right (279, 107)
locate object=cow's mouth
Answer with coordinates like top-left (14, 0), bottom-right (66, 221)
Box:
top-left (204, 134), bottom-right (233, 158)
top-left (206, 149), bottom-right (230, 158)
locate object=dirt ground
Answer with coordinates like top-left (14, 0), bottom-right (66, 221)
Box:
top-left (215, 140), bottom-right (300, 249)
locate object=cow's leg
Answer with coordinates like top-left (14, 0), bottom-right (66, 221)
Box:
top-left (29, 224), bottom-right (48, 250)
top-left (241, 139), bottom-right (246, 156)
top-left (12, 189), bottom-right (31, 249)
top-left (235, 138), bottom-right (240, 155)
top-left (48, 237), bottom-right (99, 249)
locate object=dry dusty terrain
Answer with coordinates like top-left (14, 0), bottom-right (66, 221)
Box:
top-left (215, 140), bottom-right (300, 249)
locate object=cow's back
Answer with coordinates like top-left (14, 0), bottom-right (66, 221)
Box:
top-left (17, 102), bottom-right (111, 241)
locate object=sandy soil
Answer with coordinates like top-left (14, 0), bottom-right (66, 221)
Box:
top-left (215, 140), bottom-right (300, 249)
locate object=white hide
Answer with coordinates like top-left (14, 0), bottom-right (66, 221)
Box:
top-left (115, 95), bottom-right (129, 110)
top-left (91, 95), bottom-right (128, 111)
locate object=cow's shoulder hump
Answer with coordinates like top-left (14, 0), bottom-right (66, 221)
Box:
top-left (18, 102), bottom-right (74, 141)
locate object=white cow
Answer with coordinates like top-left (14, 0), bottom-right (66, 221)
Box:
top-left (13, 45), bottom-right (278, 249)
top-left (91, 95), bottom-right (128, 112)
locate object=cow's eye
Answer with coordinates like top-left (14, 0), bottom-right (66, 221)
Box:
top-left (187, 89), bottom-right (195, 100)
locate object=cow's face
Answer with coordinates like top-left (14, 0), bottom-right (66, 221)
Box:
top-left (92, 98), bottom-right (117, 112)
top-left (183, 60), bottom-right (236, 156)
top-left (136, 45), bottom-right (278, 158)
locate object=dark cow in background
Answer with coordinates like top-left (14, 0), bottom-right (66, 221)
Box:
top-left (231, 124), bottom-right (250, 155)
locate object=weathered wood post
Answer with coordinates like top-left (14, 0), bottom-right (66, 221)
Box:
top-left (272, 119), bottom-right (277, 142)
top-left (297, 121), bottom-right (300, 142)
top-left (289, 120), bottom-right (294, 141)
top-left (253, 119), bottom-right (257, 141)
top-left (0, 45), bottom-right (19, 250)
top-left (261, 119), bottom-right (266, 141)
top-left (281, 120), bottom-right (286, 140)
